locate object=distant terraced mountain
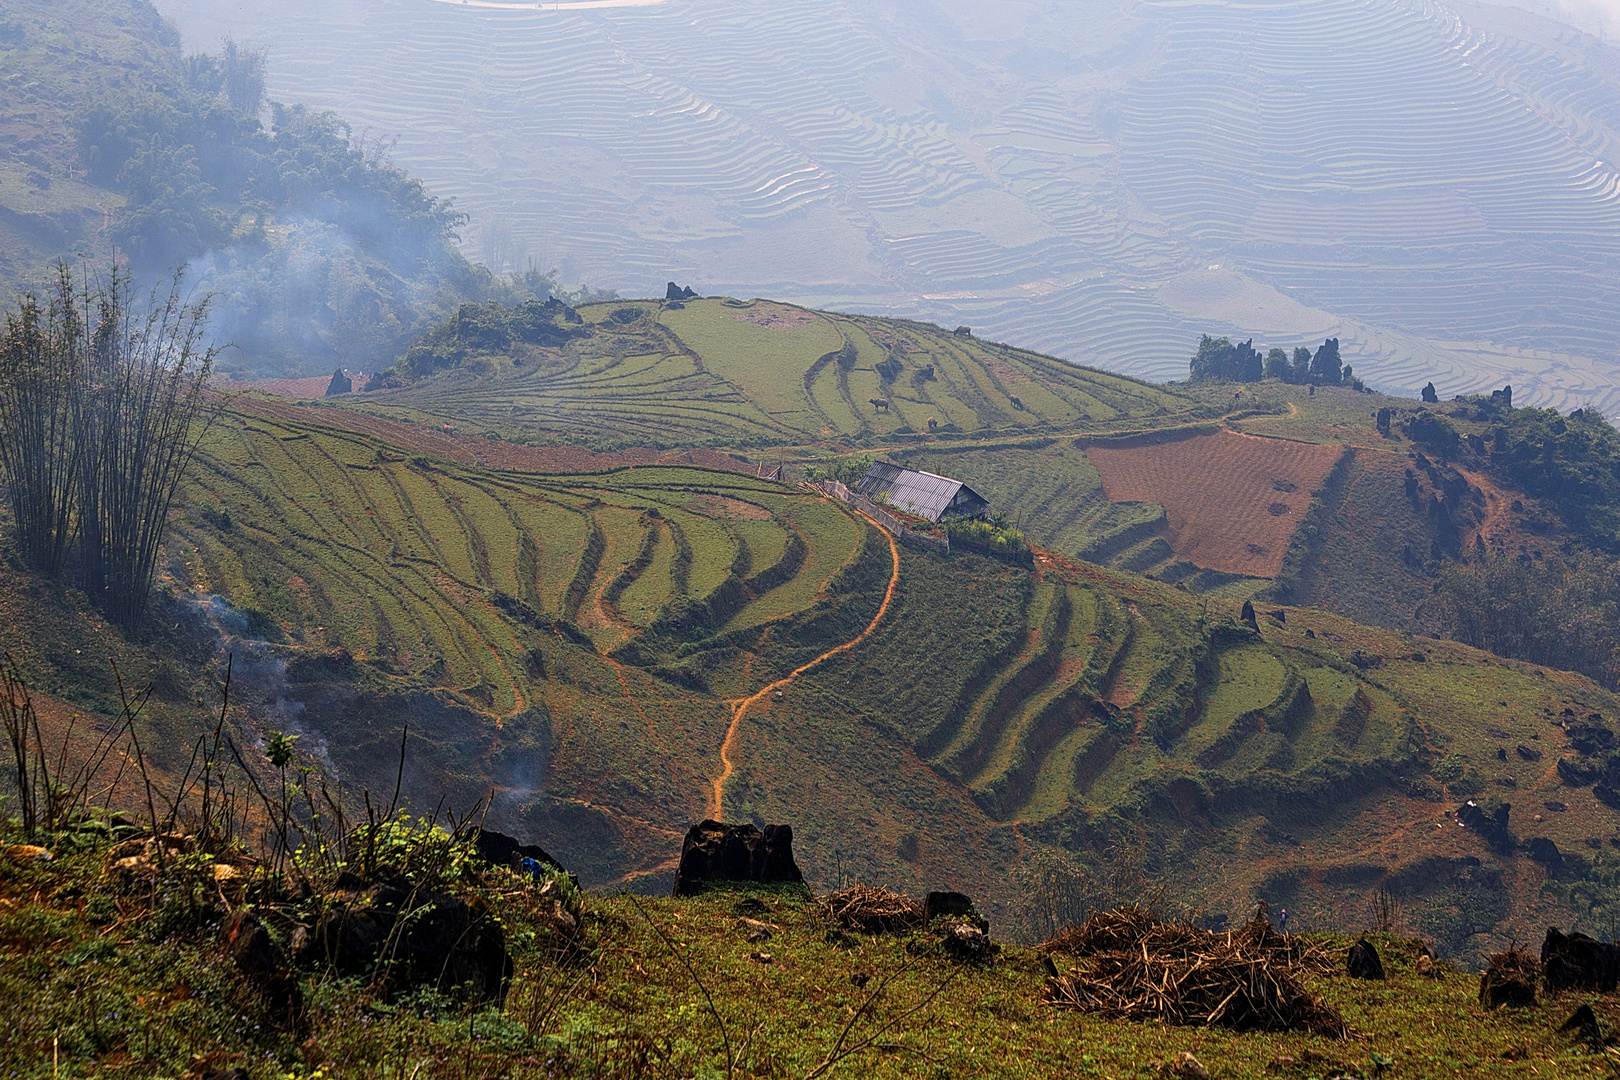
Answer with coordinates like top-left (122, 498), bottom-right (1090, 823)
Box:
top-left (158, 0), bottom-right (1620, 413)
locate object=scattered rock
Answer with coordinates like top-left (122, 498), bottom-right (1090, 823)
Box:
top-left (1457, 800), bottom-right (1514, 854)
top-left (1543, 926), bottom-right (1620, 993)
top-left (939, 919), bottom-right (996, 962)
top-left (1162, 1050), bottom-right (1211, 1079)
top-left (469, 828), bottom-right (565, 875)
top-left (1516, 745), bottom-right (1542, 761)
top-left (1558, 757), bottom-right (1603, 785)
top-left (182, 1052), bottom-right (250, 1080)
top-left (222, 911), bottom-right (302, 1029)
top-left (1526, 836), bottom-right (1565, 876)
top-left (5, 844), bottom-right (51, 863)
top-left (850, 971), bottom-right (871, 989)
top-left (313, 872), bottom-right (512, 1004)
top-left (1558, 1002), bottom-right (1604, 1048)
top-left (924, 890), bottom-right (976, 927)
top-left (824, 929), bottom-right (857, 949)
top-left (748, 951), bottom-right (773, 964)
top-left (672, 820), bottom-right (803, 897)
top-left (1346, 938), bottom-right (1385, 980)
top-left (1415, 954), bottom-right (1442, 978)
top-left (732, 897), bottom-right (769, 916)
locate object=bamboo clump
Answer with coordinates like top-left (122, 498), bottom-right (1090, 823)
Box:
top-left (1042, 906), bottom-right (1345, 1036)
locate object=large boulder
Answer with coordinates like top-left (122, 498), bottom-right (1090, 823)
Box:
top-left (312, 872), bottom-right (512, 1003)
top-left (325, 368), bottom-right (352, 396)
top-left (1346, 938), bottom-right (1385, 981)
top-left (1543, 927), bottom-right (1620, 994)
top-left (672, 820), bottom-right (803, 897)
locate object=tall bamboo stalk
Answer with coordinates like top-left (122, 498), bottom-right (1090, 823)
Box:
top-left (0, 265), bottom-right (218, 631)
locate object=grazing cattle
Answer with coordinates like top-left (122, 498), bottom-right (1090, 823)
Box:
top-left (926, 417), bottom-right (938, 431)
top-left (869, 398), bottom-right (890, 411)
top-left (1009, 395), bottom-right (1024, 411)
top-left (953, 325), bottom-right (972, 336)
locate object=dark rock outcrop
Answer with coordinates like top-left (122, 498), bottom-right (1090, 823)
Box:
top-left (470, 828), bottom-right (565, 875)
top-left (1526, 836), bottom-right (1565, 877)
top-left (1559, 1003), bottom-right (1605, 1048)
top-left (665, 282), bottom-right (699, 301)
top-left (1346, 938), bottom-right (1385, 980)
top-left (1558, 757), bottom-right (1603, 785)
top-left (924, 890), bottom-right (977, 927)
top-left (325, 368), bottom-right (352, 396)
top-left (672, 820), bottom-right (803, 897)
top-left (1457, 800), bottom-right (1514, 854)
top-left (222, 911), bottom-right (302, 1028)
top-left (1543, 927), bottom-right (1620, 994)
top-left (313, 872), bottom-right (512, 1003)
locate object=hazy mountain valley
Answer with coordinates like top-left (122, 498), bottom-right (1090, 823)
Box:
top-left (2, 1), bottom-right (1620, 1077)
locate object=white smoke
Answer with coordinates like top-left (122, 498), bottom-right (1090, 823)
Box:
top-left (185, 591), bottom-right (336, 779)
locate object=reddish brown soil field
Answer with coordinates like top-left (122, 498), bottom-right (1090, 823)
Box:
top-left (221, 394), bottom-right (753, 475)
top-left (1084, 429), bottom-right (1345, 577)
top-left (213, 373), bottom-right (371, 398)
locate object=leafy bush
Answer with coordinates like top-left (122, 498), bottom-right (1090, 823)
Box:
top-left (946, 515), bottom-right (1030, 563)
top-left (1480, 405), bottom-right (1620, 549)
top-left (399, 298), bottom-right (586, 377)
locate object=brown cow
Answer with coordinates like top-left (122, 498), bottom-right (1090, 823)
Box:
top-left (1009, 395), bottom-right (1024, 411)
top-left (869, 398), bottom-right (890, 411)
top-left (926, 417), bottom-right (938, 431)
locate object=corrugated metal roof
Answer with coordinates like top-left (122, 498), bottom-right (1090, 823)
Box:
top-left (855, 461), bottom-right (986, 522)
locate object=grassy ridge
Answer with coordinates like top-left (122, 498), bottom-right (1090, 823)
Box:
top-left (346, 299), bottom-right (1203, 449)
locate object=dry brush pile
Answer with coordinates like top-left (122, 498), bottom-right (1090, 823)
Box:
top-left (1042, 906), bottom-right (1345, 1036)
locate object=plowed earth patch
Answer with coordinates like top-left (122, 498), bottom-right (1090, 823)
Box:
top-left (221, 394), bottom-right (751, 474)
top-left (1083, 430), bottom-right (1344, 577)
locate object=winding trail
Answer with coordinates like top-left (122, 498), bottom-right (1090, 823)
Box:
top-left (707, 512), bottom-right (901, 819)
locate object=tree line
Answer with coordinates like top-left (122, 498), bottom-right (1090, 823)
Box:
top-left (1437, 550), bottom-right (1620, 691)
top-left (1188, 335), bottom-right (1364, 389)
top-left (0, 269), bottom-right (215, 631)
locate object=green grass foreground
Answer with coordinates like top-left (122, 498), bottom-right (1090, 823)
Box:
top-left (1, 832), bottom-right (1616, 1080)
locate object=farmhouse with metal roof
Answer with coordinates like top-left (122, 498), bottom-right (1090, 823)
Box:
top-left (854, 462), bottom-right (990, 523)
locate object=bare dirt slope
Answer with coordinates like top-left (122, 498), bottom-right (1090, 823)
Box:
top-left (1083, 429), bottom-right (1344, 577)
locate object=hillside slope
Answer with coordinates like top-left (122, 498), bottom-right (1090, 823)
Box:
top-left (117, 400), bottom-right (1618, 957)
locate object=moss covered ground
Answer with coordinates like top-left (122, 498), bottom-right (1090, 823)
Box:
top-left (3, 838), bottom-right (1619, 1080)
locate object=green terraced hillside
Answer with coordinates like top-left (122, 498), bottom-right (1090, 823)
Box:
top-left (346, 298), bottom-right (1199, 448)
top-left (151, 406), bottom-right (1620, 956)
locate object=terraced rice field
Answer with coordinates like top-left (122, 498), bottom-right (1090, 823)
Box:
top-left (174, 410), bottom-right (869, 717)
top-left (822, 552), bottom-right (1418, 834)
top-left (1082, 430), bottom-right (1347, 578)
top-left (161, 0), bottom-right (1620, 411)
top-left (357, 299), bottom-right (1192, 445)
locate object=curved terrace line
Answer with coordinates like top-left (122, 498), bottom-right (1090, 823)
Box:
top-left (707, 510), bottom-right (901, 820)
top-left (423, 0), bottom-right (668, 9)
